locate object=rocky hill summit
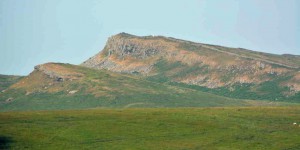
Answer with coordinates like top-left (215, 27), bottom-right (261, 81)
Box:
top-left (82, 33), bottom-right (300, 100)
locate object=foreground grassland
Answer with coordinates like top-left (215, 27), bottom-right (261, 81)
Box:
top-left (1, 107), bottom-right (300, 149)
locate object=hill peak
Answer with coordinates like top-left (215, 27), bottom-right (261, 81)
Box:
top-left (112, 33), bottom-right (193, 43)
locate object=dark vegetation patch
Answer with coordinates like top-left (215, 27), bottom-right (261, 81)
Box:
top-left (0, 136), bottom-right (14, 149)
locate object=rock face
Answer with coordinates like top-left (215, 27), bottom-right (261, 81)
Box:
top-left (82, 33), bottom-right (300, 98)
top-left (82, 33), bottom-right (168, 75)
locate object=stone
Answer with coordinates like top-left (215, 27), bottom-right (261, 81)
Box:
top-left (5, 98), bottom-right (13, 103)
top-left (25, 91), bottom-right (32, 96)
top-left (69, 90), bottom-right (78, 94)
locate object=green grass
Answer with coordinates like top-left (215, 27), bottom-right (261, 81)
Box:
top-left (1, 107), bottom-right (300, 149)
top-left (0, 87), bottom-right (257, 111)
top-left (169, 81), bottom-right (300, 102)
top-left (147, 59), bottom-right (209, 83)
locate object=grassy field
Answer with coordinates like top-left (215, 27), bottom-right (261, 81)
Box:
top-left (1, 107), bottom-right (300, 149)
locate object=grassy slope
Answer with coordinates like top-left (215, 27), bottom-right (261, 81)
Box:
top-left (204, 44), bottom-right (300, 68)
top-left (174, 42), bottom-right (300, 101)
top-left (0, 63), bottom-right (268, 111)
top-left (0, 75), bottom-right (22, 92)
top-left (1, 107), bottom-right (300, 149)
top-left (146, 59), bottom-right (300, 101)
top-left (165, 33), bottom-right (300, 68)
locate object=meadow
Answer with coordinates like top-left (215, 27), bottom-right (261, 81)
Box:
top-left (1, 107), bottom-right (300, 149)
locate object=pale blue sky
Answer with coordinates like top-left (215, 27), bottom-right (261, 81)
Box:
top-left (0, 0), bottom-right (299, 75)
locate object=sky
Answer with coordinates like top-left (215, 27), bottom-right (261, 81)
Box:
top-left (0, 0), bottom-right (299, 75)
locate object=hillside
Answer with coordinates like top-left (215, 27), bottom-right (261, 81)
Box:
top-left (0, 63), bottom-right (275, 111)
top-left (0, 75), bottom-right (22, 92)
top-left (82, 33), bottom-right (300, 101)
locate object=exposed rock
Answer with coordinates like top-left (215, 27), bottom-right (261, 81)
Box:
top-left (69, 90), bottom-right (78, 94)
top-left (25, 91), bottom-right (32, 96)
top-left (34, 63), bottom-right (83, 81)
top-left (258, 62), bottom-right (266, 69)
top-left (104, 35), bottom-right (165, 59)
top-left (5, 98), bottom-right (13, 103)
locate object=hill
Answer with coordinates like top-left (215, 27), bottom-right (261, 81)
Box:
top-left (0, 63), bottom-right (277, 111)
top-left (82, 33), bottom-right (300, 101)
top-left (1, 33), bottom-right (299, 111)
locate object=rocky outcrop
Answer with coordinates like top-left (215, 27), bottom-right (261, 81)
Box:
top-left (34, 63), bottom-right (83, 81)
top-left (104, 35), bottom-right (165, 59)
top-left (82, 33), bottom-right (171, 75)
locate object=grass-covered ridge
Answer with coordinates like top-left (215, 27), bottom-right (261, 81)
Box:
top-left (1, 63), bottom-right (269, 111)
top-left (1, 107), bottom-right (300, 149)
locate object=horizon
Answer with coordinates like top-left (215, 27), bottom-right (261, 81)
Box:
top-left (1, 0), bottom-right (299, 75)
